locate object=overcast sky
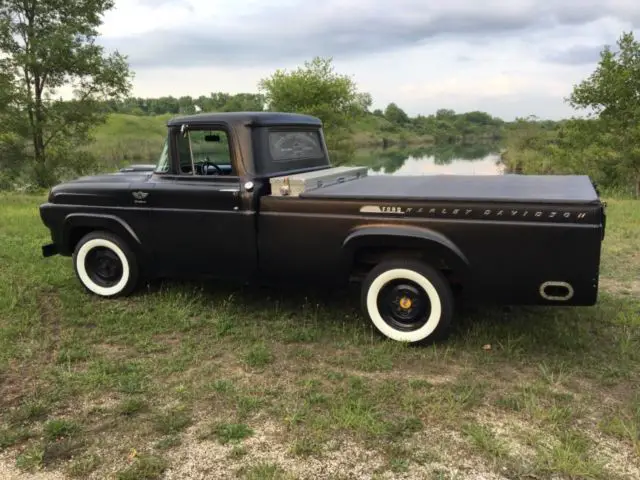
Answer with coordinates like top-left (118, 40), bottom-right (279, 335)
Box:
top-left (98, 0), bottom-right (640, 120)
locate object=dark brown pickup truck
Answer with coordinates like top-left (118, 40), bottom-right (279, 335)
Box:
top-left (39, 112), bottom-right (606, 343)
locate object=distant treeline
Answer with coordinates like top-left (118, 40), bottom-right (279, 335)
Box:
top-left (99, 93), bottom-right (266, 116)
top-left (370, 105), bottom-right (507, 144)
top-left (99, 93), bottom-right (513, 146)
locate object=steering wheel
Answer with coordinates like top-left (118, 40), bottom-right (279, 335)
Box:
top-left (201, 159), bottom-right (223, 175)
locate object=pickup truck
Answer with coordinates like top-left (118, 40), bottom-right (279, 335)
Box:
top-left (39, 112), bottom-right (607, 344)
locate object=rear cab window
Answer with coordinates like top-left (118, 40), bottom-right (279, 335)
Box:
top-left (254, 128), bottom-right (328, 175)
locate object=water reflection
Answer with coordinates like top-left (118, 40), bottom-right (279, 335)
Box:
top-left (350, 143), bottom-right (504, 176)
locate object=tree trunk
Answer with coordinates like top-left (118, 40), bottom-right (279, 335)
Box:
top-left (32, 72), bottom-right (49, 188)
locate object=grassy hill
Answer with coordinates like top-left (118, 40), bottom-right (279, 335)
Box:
top-left (86, 114), bottom-right (172, 168)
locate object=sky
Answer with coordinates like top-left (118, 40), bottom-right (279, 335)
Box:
top-left (98, 0), bottom-right (640, 121)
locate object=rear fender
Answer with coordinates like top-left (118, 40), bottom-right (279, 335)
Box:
top-left (342, 224), bottom-right (471, 284)
top-left (61, 213), bottom-right (141, 255)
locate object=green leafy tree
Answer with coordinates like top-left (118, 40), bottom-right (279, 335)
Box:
top-left (567, 31), bottom-right (640, 196)
top-left (384, 102), bottom-right (409, 124)
top-left (258, 56), bottom-right (370, 164)
top-left (0, 0), bottom-right (132, 187)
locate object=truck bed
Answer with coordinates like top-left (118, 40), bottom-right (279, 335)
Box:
top-left (301, 174), bottom-right (600, 204)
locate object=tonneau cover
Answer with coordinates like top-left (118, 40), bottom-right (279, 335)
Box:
top-left (301, 174), bottom-right (600, 204)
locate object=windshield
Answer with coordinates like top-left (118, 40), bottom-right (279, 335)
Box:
top-left (155, 138), bottom-right (170, 173)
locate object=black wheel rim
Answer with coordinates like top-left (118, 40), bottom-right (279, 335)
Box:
top-left (376, 279), bottom-right (432, 331)
top-left (85, 247), bottom-right (123, 287)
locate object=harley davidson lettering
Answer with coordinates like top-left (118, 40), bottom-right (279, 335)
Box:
top-left (359, 205), bottom-right (590, 222)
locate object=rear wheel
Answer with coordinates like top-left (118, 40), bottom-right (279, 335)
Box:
top-left (360, 259), bottom-right (454, 343)
top-left (72, 231), bottom-right (139, 298)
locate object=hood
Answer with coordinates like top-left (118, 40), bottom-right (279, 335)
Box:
top-left (48, 170), bottom-right (153, 206)
top-left (66, 170), bottom-right (154, 184)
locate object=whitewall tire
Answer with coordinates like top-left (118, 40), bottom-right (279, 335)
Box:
top-left (72, 231), bottom-right (139, 298)
top-left (361, 259), bottom-right (454, 343)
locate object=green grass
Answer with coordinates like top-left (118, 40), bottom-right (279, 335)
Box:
top-left (462, 422), bottom-right (510, 460)
top-left (86, 113), bottom-right (170, 167)
top-left (243, 342), bottom-right (275, 368)
top-left (0, 193), bottom-right (639, 478)
top-left (199, 422), bottom-right (254, 444)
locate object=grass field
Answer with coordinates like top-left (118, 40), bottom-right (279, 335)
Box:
top-left (0, 194), bottom-right (639, 479)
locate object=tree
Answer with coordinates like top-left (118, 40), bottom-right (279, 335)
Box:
top-left (258, 56), bottom-right (370, 164)
top-left (0, 0), bottom-right (132, 187)
top-left (384, 102), bottom-right (409, 124)
top-left (435, 109), bottom-right (456, 119)
top-left (567, 31), bottom-right (640, 196)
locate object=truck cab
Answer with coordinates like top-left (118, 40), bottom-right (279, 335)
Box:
top-left (137, 112), bottom-right (332, 281)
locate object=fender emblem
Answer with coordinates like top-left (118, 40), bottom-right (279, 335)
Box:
top-left (132, 191), bottom-right (149, 204)
top-left (132, 191), bottom-right (148, 200)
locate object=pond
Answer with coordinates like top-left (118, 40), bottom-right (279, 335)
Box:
top-left (349, 143), bottom-right (505, 176)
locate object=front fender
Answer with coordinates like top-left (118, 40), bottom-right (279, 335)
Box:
top-left (61, 213), bottom-right (141, 255)
top-left (342, 224), bottom-right (470, 282)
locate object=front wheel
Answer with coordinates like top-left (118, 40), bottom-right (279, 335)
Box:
top-left (360, 259), bottom-right (454, 343)
top-left (72, 231), bottom-right (139, 298)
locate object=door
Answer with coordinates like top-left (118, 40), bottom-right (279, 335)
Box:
top-left (147, 126), bottom-right (257, 281)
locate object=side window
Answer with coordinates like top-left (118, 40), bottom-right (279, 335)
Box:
top-left (176, 128), bottom-right (236, 176)
top-left (154, 138), bottom-right (170, 173)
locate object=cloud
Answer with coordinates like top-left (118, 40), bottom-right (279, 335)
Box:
top-left (100, 0), bottom-right (640, 68)
top-left (545, 44), bottom-right (608, 65)
top-left (97, 0), bottom-right (640, 120)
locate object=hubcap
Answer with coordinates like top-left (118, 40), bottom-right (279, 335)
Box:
top-left (85, 247), bottom-right (123, 287)
top-left (377, 279), bottom-right (432, 331)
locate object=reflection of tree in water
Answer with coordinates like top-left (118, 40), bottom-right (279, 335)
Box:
top-left (352, 143), bottom-right (500, 173)
top-left (430, 143), bottom-right (498, 165)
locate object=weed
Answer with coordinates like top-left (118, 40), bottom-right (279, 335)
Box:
top-left (154, 435), bottom-right (182, 450)
top-left (389, 457), bottom-right (410, 473)
top-left (0, 427), bottom-right (32, 450)
top-left (241, 462), bottom-right (289, 480)
top-left (118, 397), bottom-right (148, 416)
top-left (117, 454), bottom-right (168, 480)
top-left (462, 422), bottom-right (509, 460)
top-left (229, 444), bottom-right (248, 458)
top-left (534, 430), bottom-right (607, 479)
top-left (10, 398), bottom-right (50, 424)
top-left (200, 422), bottom-right (254, 444)
top-left (210, 379), bottom-right (236, 394)
top-left (43, 438), bottom-right (86, 465)
top-left (289, 436), bottom-right (323, 457)
top-left (56, 344), bottom-right (92, 365)
top-left (15, 442), bottom-right (44, 471)
top-left (152, 408), bottom-right (192, 435)
top-left (43, 419), bottom-right (81, 441)
top-left (244, 343), bottom-right (275, 368)
top-left (66, 453), bottom-right (101, 477)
